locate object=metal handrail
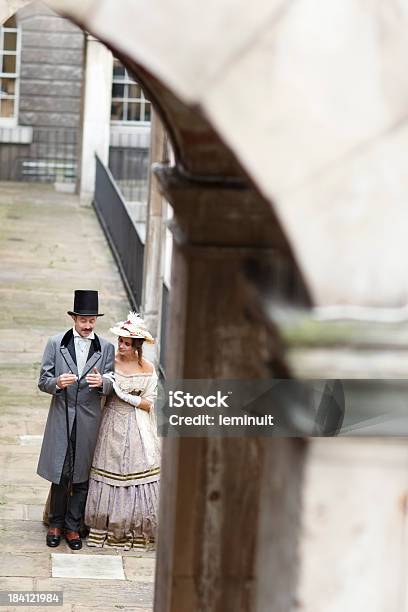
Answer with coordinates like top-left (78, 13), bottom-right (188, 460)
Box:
top-left (93, 154), bottom-right (145, 310)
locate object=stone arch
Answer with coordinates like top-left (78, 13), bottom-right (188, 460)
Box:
top-left (64, 13), bottom-right (312, 381)
top-left (1, 0), bottom-right (312, 326)
top-left (0, 4), bottom-right (310, 612)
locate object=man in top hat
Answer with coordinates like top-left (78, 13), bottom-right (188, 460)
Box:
top-left (37, 290), bottom-right (115, 550)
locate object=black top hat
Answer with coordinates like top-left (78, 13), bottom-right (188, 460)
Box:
top-left (67, 290), bottom-right (104, 317)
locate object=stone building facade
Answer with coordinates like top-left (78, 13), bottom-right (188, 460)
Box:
top-left (0, 3), bottom-right (83, 183)
top-left (0, 1), bottom-right (150, 196)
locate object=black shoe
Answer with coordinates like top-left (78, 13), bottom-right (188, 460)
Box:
top-left (46, 527), bottom-right (61, 547)
top-left (65, 531), bottom-right (82, 550)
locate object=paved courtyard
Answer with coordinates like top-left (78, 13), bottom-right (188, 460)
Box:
top-left (0, 183), bottom-right (154, 611)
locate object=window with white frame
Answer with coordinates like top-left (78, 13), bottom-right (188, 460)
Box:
top-left (111, 59), bottom-right (151, 123)
top-left (0, 15), bottom-right (20, 124)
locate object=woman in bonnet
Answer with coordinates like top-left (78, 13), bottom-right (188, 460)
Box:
top-left (85, 312), bottom-right (160, 550)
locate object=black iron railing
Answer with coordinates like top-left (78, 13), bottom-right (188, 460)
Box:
top-left (94, 154), bottom-right (144, 310)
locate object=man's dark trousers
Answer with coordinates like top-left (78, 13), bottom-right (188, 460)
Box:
top-left (48, 420), bottom-right (88, 532)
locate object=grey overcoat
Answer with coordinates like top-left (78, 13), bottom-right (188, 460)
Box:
top-left (37, 329), bottom-right (115, 484)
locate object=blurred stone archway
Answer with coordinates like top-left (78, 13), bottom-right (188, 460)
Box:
top-left (4, 2), bottom-right (408, 611)
top-left (0, 4), bottom-right (311, 612)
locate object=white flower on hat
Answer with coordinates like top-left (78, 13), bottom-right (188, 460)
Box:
top-left (110, 311), bottom-right (155, 344)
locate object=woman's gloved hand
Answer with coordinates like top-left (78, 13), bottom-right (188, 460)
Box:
top-left (113, 382), bottom-right (141, 407)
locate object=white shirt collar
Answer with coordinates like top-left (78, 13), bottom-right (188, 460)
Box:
top-left (73, 327), bottom-right (95, 340)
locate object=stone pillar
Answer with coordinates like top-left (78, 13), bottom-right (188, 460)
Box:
top-left (79, 35), bottom-right (113, 204)
top-left (154, 165), bottom-right (308, 612)
top-left (141, 109), bottom-right (167, 345)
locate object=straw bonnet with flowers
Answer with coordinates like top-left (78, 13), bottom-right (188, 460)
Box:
top-left (110, 311), bottom-right (155, 344)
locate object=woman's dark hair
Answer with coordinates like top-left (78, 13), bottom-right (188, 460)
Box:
top-left (131, 337), bottom-right (144, 366)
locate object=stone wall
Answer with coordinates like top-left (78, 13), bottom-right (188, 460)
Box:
top-left (18, 2), bottom-right (84, 128)
top-left (0, 2), bottom-right (84, 182)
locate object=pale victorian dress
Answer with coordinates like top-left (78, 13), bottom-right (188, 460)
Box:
top-left (85, 369), bottom-right (160, 550)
